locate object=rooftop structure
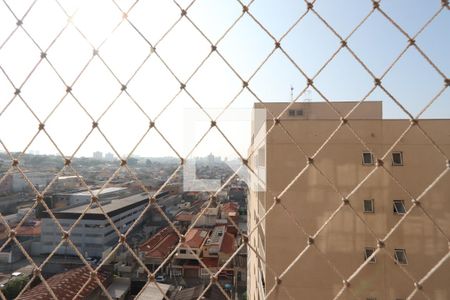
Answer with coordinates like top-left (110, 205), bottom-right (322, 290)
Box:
top-left (47, 192), bottom-right (156, 219)
top-left (52, 187), bottom-right (127, 207)
top-left (63, 187), bottom-right (126, 197)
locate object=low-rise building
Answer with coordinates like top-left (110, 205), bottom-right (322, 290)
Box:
top-left (195, 207), bottom-right (219, 227)
top-left (172, 228), bottom-right (209, 278)
top-left (41, 193), bottom-right (164, 257)
top-left (176, 228), bottom-right (209, 260)
top-left (202, 225), bottom-right (226, 258)
top-left (171, 226), bottom-right (238, 280)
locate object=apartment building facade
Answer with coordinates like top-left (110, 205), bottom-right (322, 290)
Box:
top-left (248, 101), bottom-right (450, 300)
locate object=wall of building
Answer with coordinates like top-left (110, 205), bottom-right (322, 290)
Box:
top-left (41, 202), bottom-right (146, 257)
top-left (12, 172), bottom-right (53, 192)
top-left (249, 116), bottom-right (450, 300)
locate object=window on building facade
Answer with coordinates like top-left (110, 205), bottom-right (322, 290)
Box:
top-left (394, 249), bottom-right (408, 264)
top-left (363, 199), bottom-right (374, 213)
top-left (393, 200), bottom-right (406, 214)
top-left (288, 109), bottom-right (304, 117)
top-left (364, 247), bottom-right (376, 263)
top-left (362, 152), bottom-right (374, 165)
top-left (392, 151), bottom-right (403, 166)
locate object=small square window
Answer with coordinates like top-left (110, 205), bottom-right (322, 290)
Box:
top-left (393, 200), bottom-right (406, 214)
top-left (362, 152), bottom-right (374, 165)
top-left (392, 152), bottom-right (403, 166)
top-left (363, 199), bottom-right (374, 213)
top-left (296, 109), bottom-right (303, 116)
top-left (394, 249), bottom-right (408, 264)
top-left (288, 109), bottom-right (296, 117)
top-left (364, 247), bottom-right (376, 263)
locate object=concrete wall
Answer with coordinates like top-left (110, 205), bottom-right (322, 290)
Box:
top-left (41, 202), bottom-right (146, 257)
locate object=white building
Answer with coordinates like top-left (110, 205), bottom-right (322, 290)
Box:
top-left (93, 151), bottom-right (103, 160)
top-left (41, 192), bottom-right (164, 257)
top-left (11, 172), bottom-right (53, 192)
top-left (104, 152), bottom-right (115, 161)
top-left (53, 187), bottom-right (127, 207)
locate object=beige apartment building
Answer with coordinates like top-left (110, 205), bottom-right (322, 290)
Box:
top-left (248, 101), bottom-right (450, 300)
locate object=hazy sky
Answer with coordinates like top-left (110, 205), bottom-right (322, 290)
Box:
top-left (0, 0), bottom-right (448, 159)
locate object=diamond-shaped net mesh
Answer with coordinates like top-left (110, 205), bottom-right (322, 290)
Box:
top-left (0, 0), bottom-right (449, 299)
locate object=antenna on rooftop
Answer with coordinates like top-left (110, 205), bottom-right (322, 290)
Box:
top-left (290, 85), bottom-right (294, 102)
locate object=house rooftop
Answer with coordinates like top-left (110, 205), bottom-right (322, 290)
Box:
top-left (140, 227), bottom-right (179, 259)
top-left (15, 221), bottom-right (41, 237)
top-left (18, 266), bottom-right (111, 300)
top-left (220, 232), bottom-right (236, 254)
top-left (171, 284), bottom-right (204, 300)
top-left (202, 257), bottom-right (219, 268)
top-left (205, 225), bottom-right (226, 246)
top-left (222, 202), bottom-right (239, 214)
top-left (185, 228), bottom-right (209, 248)
top-left (202, 207), bottom-right (219, 215)
top-left (105, 277), bottom-right (130, 299)
top-left (136, 282), bottom-right (171, 300)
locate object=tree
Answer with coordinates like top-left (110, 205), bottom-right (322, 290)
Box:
top-left (2, 275), bottom-right (29, 299)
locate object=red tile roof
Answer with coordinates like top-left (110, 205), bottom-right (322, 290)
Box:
top-left (222, 202), bottom-right (239, 214)
top-left (18, 266), bottom-right (111, 300)
top-left (220, 232), bottom-right (235, 254)
top-left (140, 227), bottom-right (178, 259)
top-left (185, 228), bottom-right (208, 249)
top-left (202, 257), bottom-right (219, 268)
top-left (16, 221), bottom-right (41, 237)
